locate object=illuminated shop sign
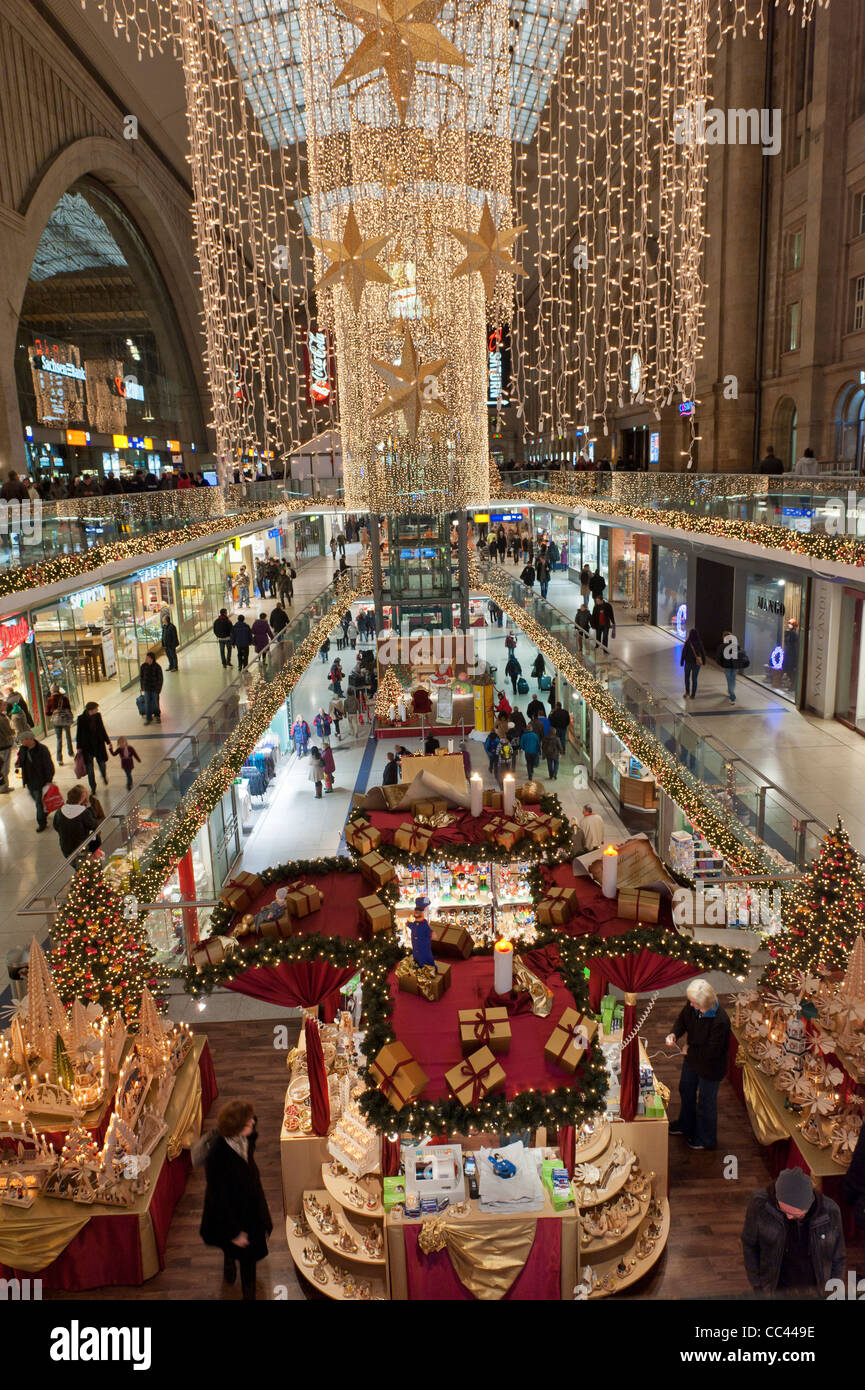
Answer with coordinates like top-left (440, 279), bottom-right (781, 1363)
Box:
top-left (135, 560), bottom-right (177, 583)
top-left (678, 401), bottom-right (695, 416)
top-left (0, 616), bottom-right (30, 659)
top-left (304, 330), bottom-right (331, 404)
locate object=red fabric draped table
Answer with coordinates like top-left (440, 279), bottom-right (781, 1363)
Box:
top-left (236, 871), bottom-right (369, 941)
top-left (0, 1038), bottom-right (217, 1291)
top-left (366, 805), bottom-right (542, 851)
top-left (393, 1204), bottom-right (571, 1300)
top-left (390, 948), bottom-right (586, 1102)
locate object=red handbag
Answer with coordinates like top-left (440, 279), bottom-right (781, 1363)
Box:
top-left (42, 783), bottom-right (64, 813)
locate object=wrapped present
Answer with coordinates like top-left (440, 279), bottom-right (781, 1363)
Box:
top-left (233, 869), bottom-right (264, 898)
top-left (358, 894), bottom-right (392, 939)
top-left (369, 1041), bottom-right (428, 1112)
top-left (396, 957), bottom-right (451, 1002)
top-left (260, 913), bottom-right (295, 940)
top-left (346, 817), bottom-right (382, 854)
top-left (192, 935), bottom-right (234, 970)
top-left (482, 790), bottom-right (504, 810)
top-left (285, 884), bottom-right (323, 918)
top-left (536, 885), bottom-right (578, 926)
top-left (382, 783), bottom-right (409, 809)
top-left (481, 816), bottom-right (505, 844)
top-left (219, 881), bottom-right (253, 915)
top-left (458, 1006), bottom-right (512, 1055)
top-left (617, 887), bottom-right (661, 923)
top-left (360, 852), bottom-right (397, 888)
top-left (394, 822), bottom-right (434, 855)
top-left (522, 813), bottom-right (551, 845)
top-left (544, 1008), bottom-right (598, 1074)
top-left (430, 921), bottom-right (473, 960)
top-left (445, 1045), bottom-right (506, 1106)
top-left (515, 781), bottom-right (544, 804)
top-left (495, 820), bottom-right (522, 851)
top-left (413, 798), bottom-right (449, 818)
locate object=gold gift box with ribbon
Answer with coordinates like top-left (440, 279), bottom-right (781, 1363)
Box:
top-left (482, 790), bottom-right (504, 810)
top-left (358, 894), bottom-right (392, 938)
top-left (394, 822), bottom-right (434, 855)
top-left (346, 817), bottom-right (382, 854)
top-left (544, 1008), bottom-right (597, 1074)
top-left (413, 798), bottom-right (449, 818)
top-left (430, 921), bottom-right (473, 960)
top-left (458, 1006), bottom-right (512, 1055)
top-left (284, 884), bottom-right (323, 918)
top-left (617, 887), bottom-right (661, 923)
top-left (370, 1041), bottom-right (429, 1112)
top-left (536, 886), bottom-right (578, 926)
top-left (360, 851), bottom-right (397, 888)
top-left (445, 1045), bottom-right (506, 1106)
top-left (495, 820), bottom-right (522, 851)
top-left (397, 959), bottom-right (452, 1002)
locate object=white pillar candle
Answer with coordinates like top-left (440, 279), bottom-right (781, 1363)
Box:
top-left (502, 773), bottom-right (516, 816)
top-left (601, 844), bottom-right (619, 899)
top-left (470, 772), bottom-right (483, 817)
top-left (448, 738), bottom-right (454, 753)
top-left (494, 939), bottom-right (514, 995)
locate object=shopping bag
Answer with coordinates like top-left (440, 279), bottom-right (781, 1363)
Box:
top-left (42, 783), bottom-right (64, 813)
top-left (136, 693), bottom-right (146, 716)
top-left (73, 751), bottom-right (87, 779)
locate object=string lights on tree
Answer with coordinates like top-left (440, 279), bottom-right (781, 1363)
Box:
top-left (764, 819), bottom-right (865, 989)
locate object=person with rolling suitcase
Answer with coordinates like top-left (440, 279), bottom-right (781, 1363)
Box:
top-left (505, 653), bottom-right (522, 695)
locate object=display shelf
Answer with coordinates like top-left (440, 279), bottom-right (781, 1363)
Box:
top-left (573, 1153), bottom-right (635, 1208)
top-left (302, 1189), bottom-right (386, 1266)
top-left (585, 1199), bottom-right (670, 1298)
top-left (285, 1219), bottom-right (388, 1301)
top-left (571, 1121), bottom-right (612, 1166)
top-left (579, 1189), bottom-right (653, 1256)
top-left (431, 894), bottom-right (492, 910)
top-left (321, 1164), bottom-right (384, 1219)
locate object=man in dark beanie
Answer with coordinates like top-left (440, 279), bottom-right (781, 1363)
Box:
top-left (741, 1167), bottom-right (845, 1297)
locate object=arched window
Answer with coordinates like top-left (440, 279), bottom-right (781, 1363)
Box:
top-left (835, 384), bottom-right (865, 473)
top-left (772, 396), bottom-right (798, 470)
top-left (15, 177), bottom-right (204, 481)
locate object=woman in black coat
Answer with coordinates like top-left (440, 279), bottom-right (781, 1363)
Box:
top-left (75, 701), bottom-right (113, 792)
top-left (200, 1101), bottom-right (273, 1300)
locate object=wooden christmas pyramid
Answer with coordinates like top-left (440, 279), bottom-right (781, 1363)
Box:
top-left (841, 934), bottom-right (865, 1002)
top-left (25, 938), bottom-right (68, 1062)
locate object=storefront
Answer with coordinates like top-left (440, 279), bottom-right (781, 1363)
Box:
top-left (532, 509), bottom-right (570, 568)
top-left (609, 529), bottom-right (651, 613)
top-left (0, 614), bottom-right (44, 736)
top-left (32, 582), bottom-right (120, 712)
top-left (834, 586), bottom-right (865, 734)
top-left (743, 571), bottom-right (805, 704)
top-left (569, 520), bottom-right (609, 589)
top-left (653, 543), bottom-right (689, 636)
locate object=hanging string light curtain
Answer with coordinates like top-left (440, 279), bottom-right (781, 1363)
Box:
top-left (510, 0), bottom-right (827, 453)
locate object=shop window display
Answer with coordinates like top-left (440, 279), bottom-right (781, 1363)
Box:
top-left (392, 857), bottom-right (536, 946)
top-left (654, 545), bottom-right (688, 635)
top-left (743, 573), bottom-right (803, 703)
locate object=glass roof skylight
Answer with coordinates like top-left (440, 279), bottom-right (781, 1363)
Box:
top-left (29, 192), bottom-right (127, 281)
top-left (207, 0), bottom-right (580, 147)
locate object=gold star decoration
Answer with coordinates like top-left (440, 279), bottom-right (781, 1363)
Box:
top-left (448, 197), bottom-right (527, 300)
top-left (311, 205), bottom-right (393, 312)
top-left (332, 0), bottom-right (469, 124)
top-left (371, 323), bottom-right (447, 442)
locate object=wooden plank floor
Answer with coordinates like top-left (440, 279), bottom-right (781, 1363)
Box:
top-left (47, 999), bottom-right (865, 1301)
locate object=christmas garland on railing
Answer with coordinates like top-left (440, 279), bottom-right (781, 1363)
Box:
top-left (0, 497), bottom-right (323, 600)
top-left (471, 561), bottom-right (772, 877)
top-left (132, 566), bottom-right (370, 909)
top-left (501, 489), bottom-right (865, 570)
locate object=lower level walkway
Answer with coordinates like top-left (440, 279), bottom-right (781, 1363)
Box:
top-left (525, 565), bottom-right (865, 853)
top-left (0, 546), bottom-right (361, 984)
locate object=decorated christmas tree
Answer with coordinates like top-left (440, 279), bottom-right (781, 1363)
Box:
top-left (50, 855), bottom-right (165, 1025)
top-left (764, 819), bottom-right (865, 989)
top-left (374, 665), bottom-right (404, 720)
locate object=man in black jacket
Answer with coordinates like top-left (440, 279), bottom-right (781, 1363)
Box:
top-left (742, 1168), bottom-right (845, 1296)
top-left (382, 751), bottom-right (400, 785)
top-left (665, 978), bottom-right (730, 1150)
top-left (270, 602), bottom-right (289, 638)
top-left (15, 734), bottom-right (54, 831)
top-left (213, 609), bottom-right (233, 667)
top-left (756, 445), bottom-right (785, 475)
top-left (139, 653), bottom-right (164, 724)
top-left (549, 700), bottom-right (571, 755)
top-left (160, 613), bottom-right (180, 671)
